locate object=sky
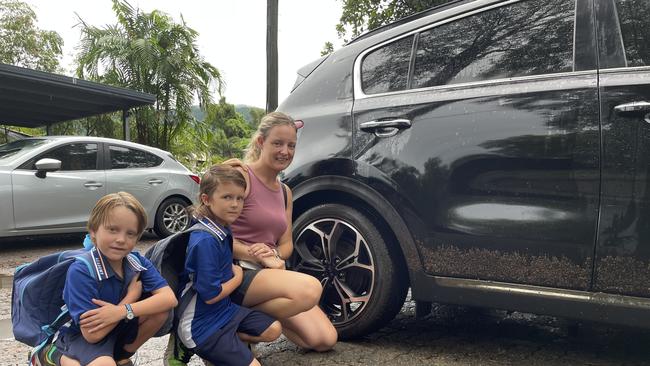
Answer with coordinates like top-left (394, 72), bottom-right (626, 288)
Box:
top-left (25, 0), bottom-right (344, 109)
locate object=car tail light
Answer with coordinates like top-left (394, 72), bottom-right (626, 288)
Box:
top-left (189, 174), bottom-right (200, 184)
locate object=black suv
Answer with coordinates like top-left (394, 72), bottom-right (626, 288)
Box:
top-left (278, 0), bottom-right (650, 339)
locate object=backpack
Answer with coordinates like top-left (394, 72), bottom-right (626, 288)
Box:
top-left (11, 248), bottom-right (97, 356)
top-left (144, 222), bottom-right (221, 337)
top-left (11, 247), bottom-right (145, 349)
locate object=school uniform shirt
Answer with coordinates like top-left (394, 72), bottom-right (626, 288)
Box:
top-left (177, 218), bottom-right (239, 349)
top-left (62, 247), bottom-right (168, 335)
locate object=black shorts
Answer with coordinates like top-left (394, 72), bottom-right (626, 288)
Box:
top-left (231, 268), bottom-right (261, 305)
top-left (55, 319), bottom-right (139, 365)
top-left (192, 306), bottom-right (275, 366)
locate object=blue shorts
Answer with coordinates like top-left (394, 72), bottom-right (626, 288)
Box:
top-left (55, 319), bottom-right (139, 365)
top-left (192, 307), bottom-right (275, 366)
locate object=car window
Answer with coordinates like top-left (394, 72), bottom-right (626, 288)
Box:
top-left (109, 145), bottom-right (163, 169)
top-left (412, 0), bottom-right (575, 89)
top-left (24, 143), bottom-right (98, 171)
top-left (615, 0), bottom-right (650, 67)
top-left (361, 35), bottom-right (414, 94)
top-left (0, 139), bottom-right (51, 162)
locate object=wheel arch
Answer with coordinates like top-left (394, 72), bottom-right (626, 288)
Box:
top-left (152, 194), bottom-right (193, 230)
top-left (290, 175), bottom-right (422, 288)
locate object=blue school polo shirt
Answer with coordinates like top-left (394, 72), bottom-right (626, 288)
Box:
top-left (62, 247), bottom-right (168, 335)
top-left (177, 218), bottom-right (239, 348)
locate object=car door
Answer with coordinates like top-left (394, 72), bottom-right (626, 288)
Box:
top-left (103, 143), bottom-right (169, 221)
top-left (352, 0), bottom-right (600, 290)
top-left (593, 0), bottom-right (650, 297)
top-left (12, 141), bottom-right (105, 232)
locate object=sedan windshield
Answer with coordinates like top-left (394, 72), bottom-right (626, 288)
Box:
top-left (0, 139), bottom-right (51, 162)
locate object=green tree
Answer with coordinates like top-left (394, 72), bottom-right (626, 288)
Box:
top-left (0, 0), bottom-right (63, 72)
top-left (75, 0), bottom-right (223, 150)
top-left (205, 97), bottom-right (253, 160)
top-left (336, 0), bottom-right (453, 42)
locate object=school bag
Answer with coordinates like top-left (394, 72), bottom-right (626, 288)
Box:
top-left (11, 246), bottom-right (145, 359)
top-left (144, 222), bottom-right (223, 337)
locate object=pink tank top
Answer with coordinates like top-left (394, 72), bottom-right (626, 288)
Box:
top-left (230, 167), bottom-right (287, 247)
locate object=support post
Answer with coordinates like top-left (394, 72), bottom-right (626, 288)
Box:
top-left (122, 109), bottom-right (130, 141)
top-left (266, 0), bottom-right (278, 112)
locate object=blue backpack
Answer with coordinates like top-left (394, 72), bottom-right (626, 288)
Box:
top-left (11, 244), bottom-right (144, 351)
top-left (144, 222), bottom-right (221, 337)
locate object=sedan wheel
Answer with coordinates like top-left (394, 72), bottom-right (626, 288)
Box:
top-left (154, 197), bottom-right (190, 237)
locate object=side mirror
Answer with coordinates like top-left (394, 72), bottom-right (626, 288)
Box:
top-left (35, 158), bottom-right (61, 178)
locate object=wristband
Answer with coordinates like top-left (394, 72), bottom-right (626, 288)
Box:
top-left (273, 248), bottom-right (282, 260)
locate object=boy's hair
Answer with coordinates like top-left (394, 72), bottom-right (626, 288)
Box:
top-left (192, 164), bottom-right (247, 220)
top-left (87, 191), bottom-right (147, 235)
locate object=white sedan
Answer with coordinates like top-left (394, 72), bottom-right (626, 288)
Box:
top-left (0, 136), bottom-right (199, 238)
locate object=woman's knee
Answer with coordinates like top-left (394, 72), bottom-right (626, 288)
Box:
top-left (313, 327), bottom-right (338, 352)
top-left (291, 275), bottom-right (322, 308)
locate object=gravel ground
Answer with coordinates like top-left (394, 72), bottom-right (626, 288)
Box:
top-left (3, 235), bottom-right (650, 365)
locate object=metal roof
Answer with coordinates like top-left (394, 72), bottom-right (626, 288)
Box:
top-left (0, 63), bottom-right (156, 127)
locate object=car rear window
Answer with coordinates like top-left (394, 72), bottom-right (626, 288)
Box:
top-left (109, 145), bottom-right (163, 169)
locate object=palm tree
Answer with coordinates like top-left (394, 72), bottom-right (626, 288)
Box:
top-left (75, 0), bottom-right (223, 150)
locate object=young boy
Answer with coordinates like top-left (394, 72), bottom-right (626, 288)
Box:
top-left (174, 164), bottom-right (281, 366)
top-left (38, 192), bottom-right (177, 366)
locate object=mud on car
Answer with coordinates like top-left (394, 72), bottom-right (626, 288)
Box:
top-left (279, 0), bottom-right (650, 339)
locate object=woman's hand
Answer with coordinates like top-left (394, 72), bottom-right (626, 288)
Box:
top-left (259, 255), bottom-right (286, 270)
top-left (248, 243), bottom-right (275, 258)
top-left (222, 158), bottom-right (247, 171)
top-left (79, 299), bottom-right (125, 333)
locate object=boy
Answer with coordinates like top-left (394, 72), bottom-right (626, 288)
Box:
top-left (174, 164), bottom-right (281, 366)
top-left (38, 192), bottom-right (177, 366)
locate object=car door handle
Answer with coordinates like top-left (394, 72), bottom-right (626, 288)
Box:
top-left (148, 179), bottom-right (164, 185)
top-left (83, 182), bottom-right (103, 188)
top-left (614, 101), bottom-right (650, 115)
top-left (360, 118), bottom-right (412, 137)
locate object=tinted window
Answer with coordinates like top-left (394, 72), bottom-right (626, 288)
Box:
top-left (412, 0), bottom-right (575, 89)
top-left (109, 145), bottom-right (163, 169)
top-left (27, 143), bottom-right (98, 171)
top-left (361, 35), bottom-right (414, 94)
top-left (616, 0), bottom-right (650, 67)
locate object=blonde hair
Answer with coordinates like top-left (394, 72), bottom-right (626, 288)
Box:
top-left (244, 111), bottom-right (296, 163)
top-left (87, 192), bottom-right (147, 236)
top-left (192, 164), bottom-right (247, 221)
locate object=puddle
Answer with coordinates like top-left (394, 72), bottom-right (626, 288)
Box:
top-left (0, 274), bottom-right (12, 289)
top-left (0, 318), bottom-right (13, 340)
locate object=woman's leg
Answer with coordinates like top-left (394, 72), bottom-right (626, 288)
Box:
top-left (281, 306), bottom-right (337, 352)
top-left (237, 320), bottom-right (283, 343)
top-left (242, 269), bottom-right (321, 319)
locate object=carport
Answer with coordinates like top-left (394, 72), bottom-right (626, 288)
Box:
top-left (0, 63), bottom-right (155, 140)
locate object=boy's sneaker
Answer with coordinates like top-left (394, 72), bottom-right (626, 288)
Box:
top-left (163, 333), bottom-right (193, 366)
top-left (30, 343), bottom-right (61, 366)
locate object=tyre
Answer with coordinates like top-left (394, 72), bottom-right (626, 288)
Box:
top-left (154, 197), bottom-right (190, 238)
top-left (291, 203), bottom-right (408, 339)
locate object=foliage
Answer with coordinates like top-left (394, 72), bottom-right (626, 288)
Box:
top-left (75, 0), bottom-right (223, 151)
top-left (0, 0), bottom-right (63, 72)
top-left (172, 97), bottom-right (254, 173)
top-left (321, 41), bottom-right (334, 56)
top-left (336, 0), bottom-right (453, 42)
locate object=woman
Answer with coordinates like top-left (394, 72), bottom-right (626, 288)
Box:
top-left (165, 112), bottom-right (336, 365)
top-left (229, 111), bottom-right (337, 351)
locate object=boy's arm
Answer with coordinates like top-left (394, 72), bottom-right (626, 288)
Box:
top-left (80, 286), bottom-right (177, 341)
top-left (205, 264), bottom-right (243, 304)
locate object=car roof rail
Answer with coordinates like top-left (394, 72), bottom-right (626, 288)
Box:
top-left (347, 0), bottom-right (470, 45)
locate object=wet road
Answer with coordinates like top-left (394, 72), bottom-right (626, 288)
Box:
top-left (2, 235), bottom-right (650, 365)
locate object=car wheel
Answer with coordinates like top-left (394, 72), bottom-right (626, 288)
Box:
top-left (154, 197), bottom-right (190, 238)
top-left (291, 203), bottom-right (408, 339)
